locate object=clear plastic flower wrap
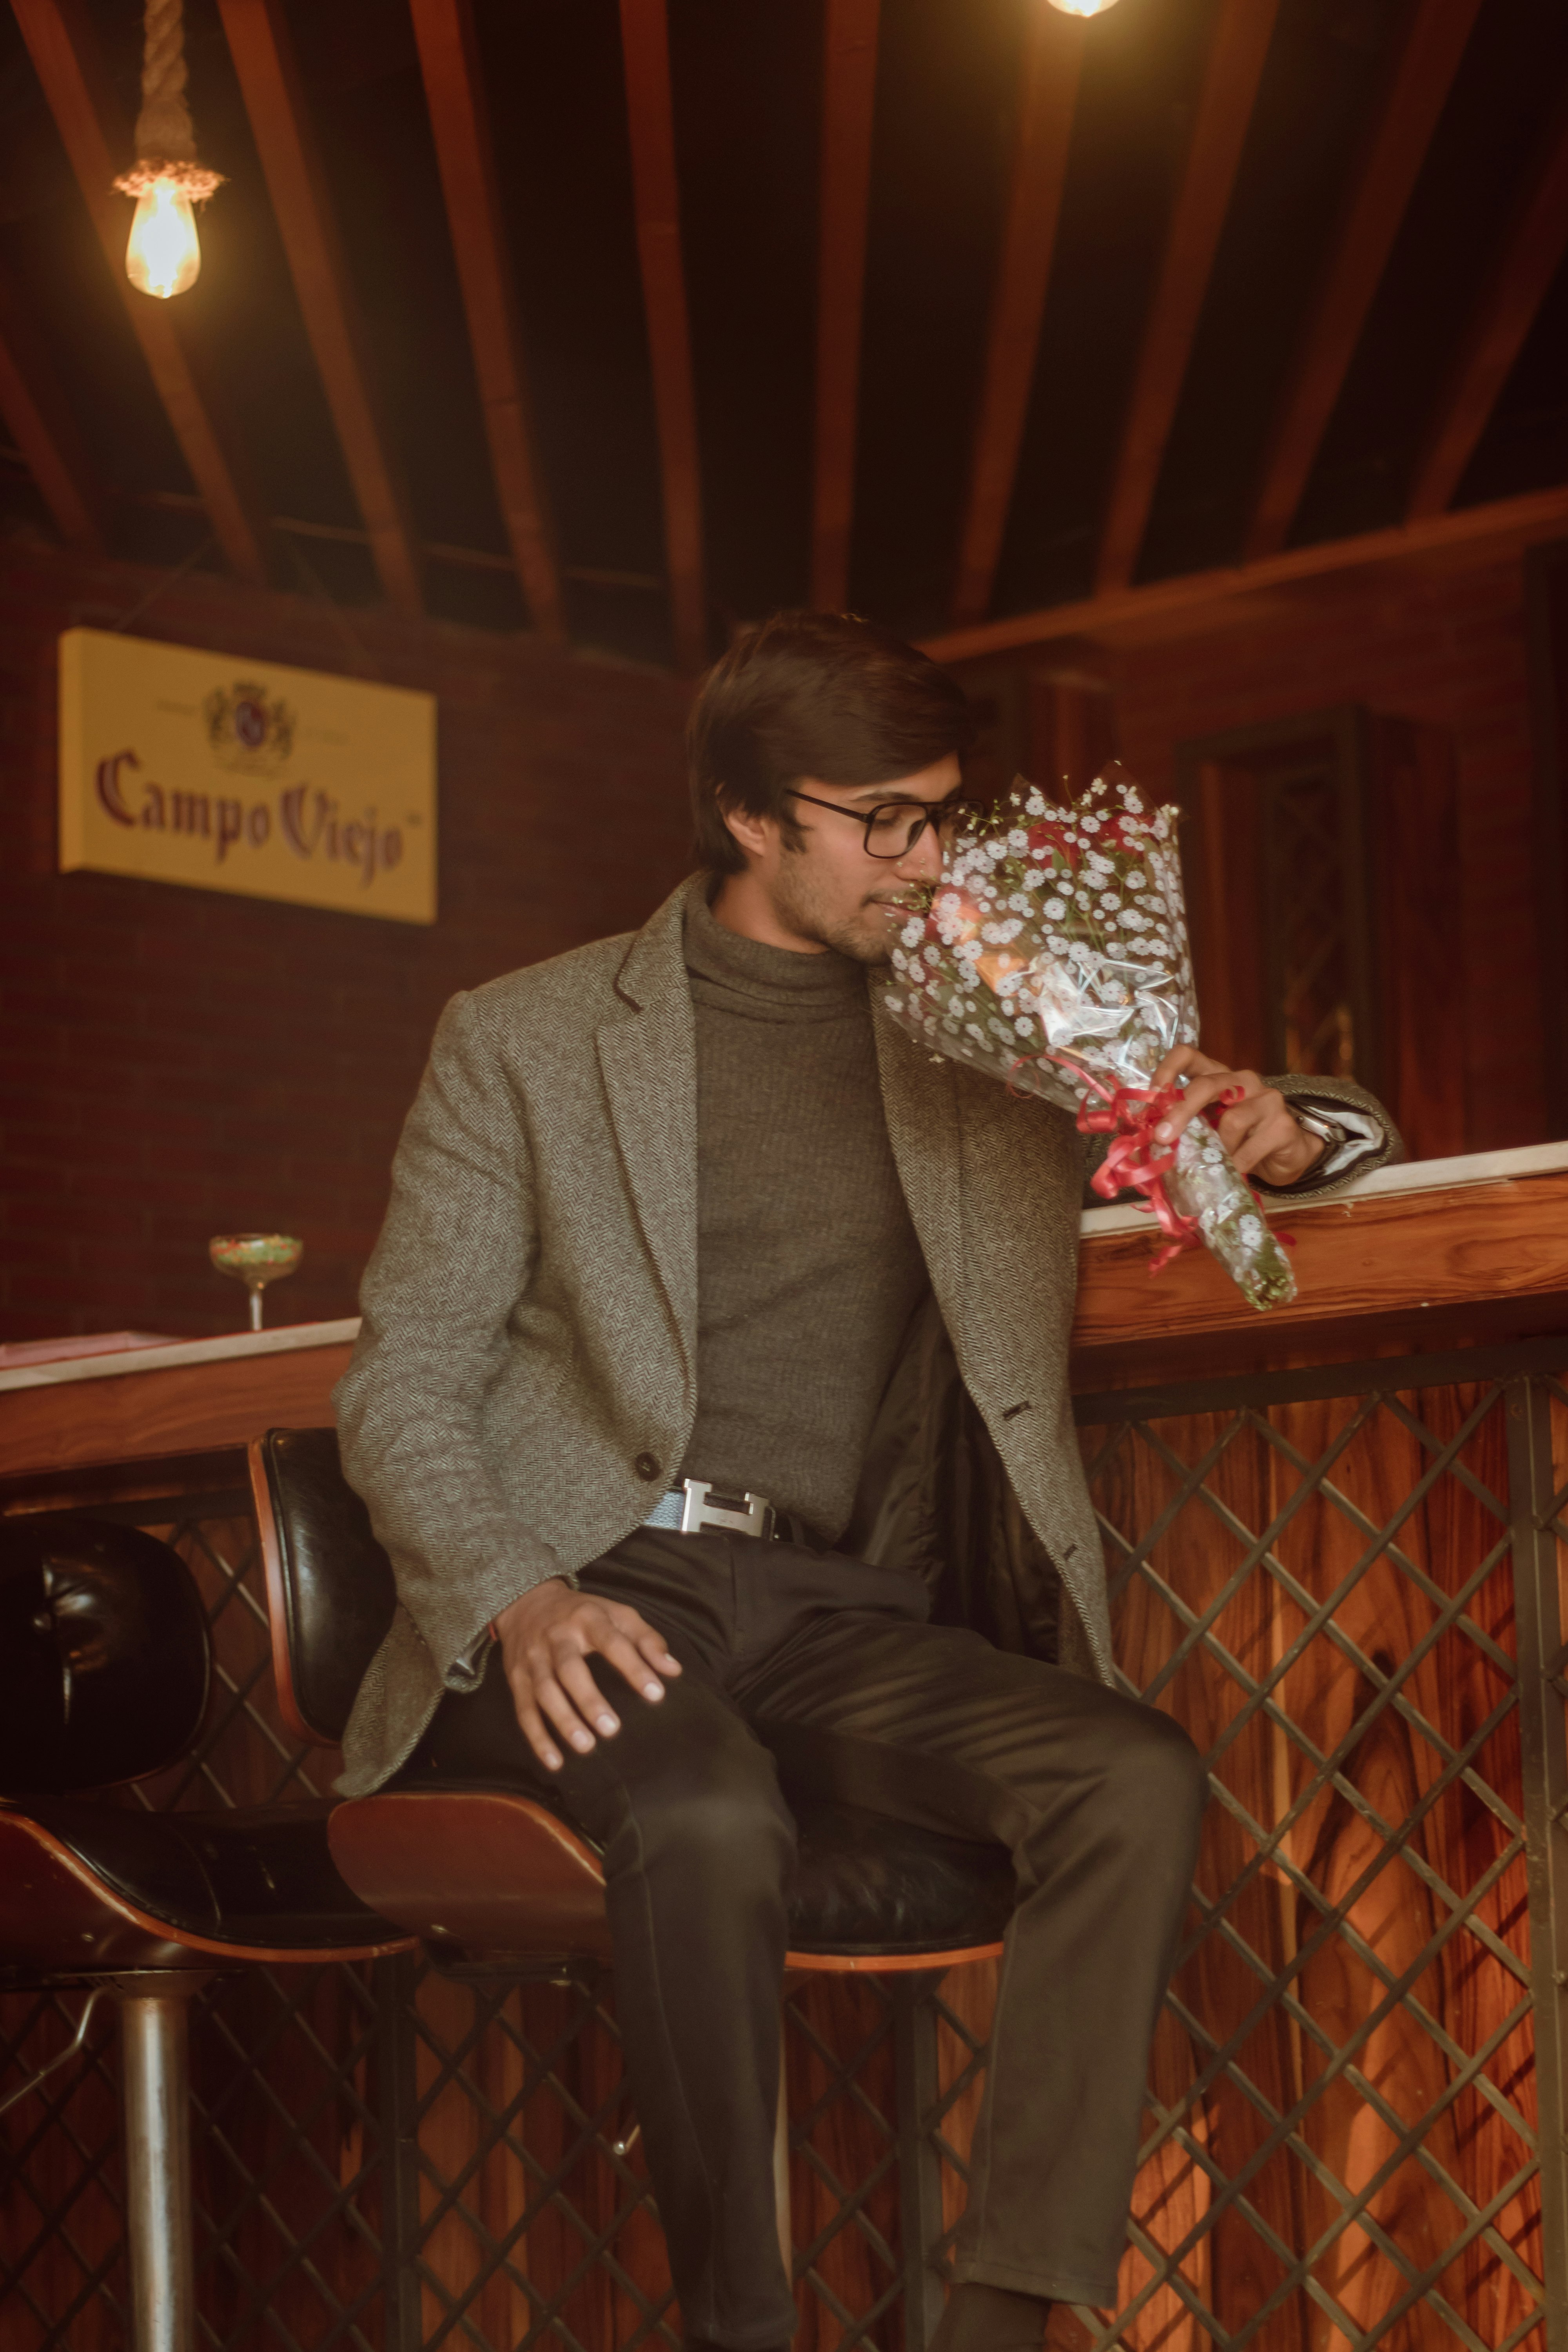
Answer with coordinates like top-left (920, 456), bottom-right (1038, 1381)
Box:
top-left (882, 763), bottom-right (1297, 1312)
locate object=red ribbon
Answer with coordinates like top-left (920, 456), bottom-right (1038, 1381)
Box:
top-left (1022, 1057), bottom-right (1245, 1277)
top-left (1078, 1071), bottom-right (1207, 1274)
top-left (1011, 1051), bottom-right (1299, 1276)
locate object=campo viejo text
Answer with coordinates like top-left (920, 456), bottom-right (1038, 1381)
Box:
top-left (94, 748), bottom-right (405, 887)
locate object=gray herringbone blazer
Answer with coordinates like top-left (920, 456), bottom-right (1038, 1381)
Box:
top-left (333, 873), bottom-right (1394, 1794)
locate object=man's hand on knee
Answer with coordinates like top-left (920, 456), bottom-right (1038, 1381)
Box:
top-left (491, 1579), bottom-right (683, 1771)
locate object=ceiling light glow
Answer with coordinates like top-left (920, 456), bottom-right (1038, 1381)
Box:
top-left (124, 176), bottom-right (203, 300)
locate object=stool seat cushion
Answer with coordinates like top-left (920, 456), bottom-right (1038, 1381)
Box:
top-left (328, 1782), bottom-right (1014, 1967)
top-left (789, 1799), bottom-right (1014, 1954)
top-left (0, 1800), bottom-right (411, 1980)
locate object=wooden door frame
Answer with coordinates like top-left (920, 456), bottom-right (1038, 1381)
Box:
top-left (1174, 703), bottom-right (1378, 1092)
top-left (1526, 543), bottom-right (1568, 1139)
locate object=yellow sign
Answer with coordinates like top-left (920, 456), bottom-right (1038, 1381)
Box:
top-left (58, 628), bottom-right (437, 924)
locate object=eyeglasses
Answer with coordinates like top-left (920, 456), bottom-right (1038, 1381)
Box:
top-left (786, 788), bottom-right (982, 860)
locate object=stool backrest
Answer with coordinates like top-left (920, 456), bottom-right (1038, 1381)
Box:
top-left (248, 1428), bottom-right (396, 1748)
top-left (0, 1517), bottom-right (210, 1793)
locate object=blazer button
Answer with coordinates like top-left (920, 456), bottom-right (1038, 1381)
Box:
top-left (634, 1452), bottom-right (662, 1483)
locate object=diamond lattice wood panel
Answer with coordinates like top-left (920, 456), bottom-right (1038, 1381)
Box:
top-left (1062, 1374), bottom-right (1553, 2352)
top-left (6, 1361), bottom-right (1567, 2352)
top-left (903, 1372), bottom-right (1563, 2352)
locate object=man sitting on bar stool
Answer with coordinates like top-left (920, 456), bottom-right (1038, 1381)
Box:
top-left (334, 612), bottom-right (1396, 2352)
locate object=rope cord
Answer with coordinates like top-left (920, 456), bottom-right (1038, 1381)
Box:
top-left (133, 0), bottom-right (196, 165)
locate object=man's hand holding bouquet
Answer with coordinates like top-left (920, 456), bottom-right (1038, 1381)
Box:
top-left (883, 762), bottom-right (1307, 1310)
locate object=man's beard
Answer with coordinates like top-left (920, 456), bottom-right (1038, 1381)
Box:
top-left (768, 853), bottom-right (913, 964)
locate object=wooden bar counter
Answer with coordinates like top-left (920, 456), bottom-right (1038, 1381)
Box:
top-left (4, 1139), bottom-right (1566, 1495)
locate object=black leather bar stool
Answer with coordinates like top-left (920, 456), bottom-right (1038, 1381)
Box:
top-left (0, 1512), bottom-right (412, 2352)
top-left (250, 1427), bottom-right (1016, 2266)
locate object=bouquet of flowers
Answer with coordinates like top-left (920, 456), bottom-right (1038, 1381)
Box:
top-left (882, 763), bottom-right (1296, 1311)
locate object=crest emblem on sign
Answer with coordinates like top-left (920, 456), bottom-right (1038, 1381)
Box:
top-left (203, 679), bottom-right (296, 774)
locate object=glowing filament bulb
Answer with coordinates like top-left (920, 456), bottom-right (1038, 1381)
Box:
top-left (1047, 0), bottom-right (1122, 13)
top-left (126, 179), bottom-right (201, 300)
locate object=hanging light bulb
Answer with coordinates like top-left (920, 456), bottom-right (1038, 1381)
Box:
top-left (123, 171), bottom-right (205, 299)
top-left (113, 1), bottom-right (223, 301)
top-left (1047, 0), bottom-right (1123, 13)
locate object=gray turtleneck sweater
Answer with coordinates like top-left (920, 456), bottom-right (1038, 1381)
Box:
top-left (679, 891), bottom-right (930, 1543)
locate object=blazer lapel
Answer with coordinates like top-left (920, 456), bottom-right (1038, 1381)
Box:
top-left (871, 990), bottom-right (965, 1345)
top-left (596, 880), bottom-right (702, 1374)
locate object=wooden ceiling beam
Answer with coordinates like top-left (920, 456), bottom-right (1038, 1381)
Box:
top-left (922, 479), bottom-right (1568, 664)
top-left (10, 0), bottom-right (268, 584)
top-left (1407, 93), bottom-right (1568, 519)
top-left (0, 255), bottom-right (106, 553)
top-left (949, 7), bottom-right (1086, 629)
top-left (1243, 0), bottom-right (1483, 563)
top-left (218, 0), bottom-right (421, 617)
top-left (619, 0), bottom-right (706, 674)
top-left (810, 0), bottom-right (880, 613)
top-left (1095, 0), bottom-right (1278, 595)
top-left (408, 0), bottom-right (564, 639)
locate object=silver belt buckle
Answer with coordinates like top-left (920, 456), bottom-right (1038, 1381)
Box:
top-left (677, 1478), bottom-right (776, 1541)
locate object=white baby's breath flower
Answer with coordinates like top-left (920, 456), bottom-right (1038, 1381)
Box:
top-left (1014, 1017), bottom-right (1034, 1037)
top-left (924, 945), bottom-right (944, 966)
top-left (1081, 815), bottom-right (1101, 833)
top-left (900, 920), bottom-right (923, 947)
top-left (1024, 792), bottom-right (1046, 816)
top-left (1007, 829), bottom-right (1028, 851)
top-left (965, 1022), bottom-right (985, 1042)
top-left (1043, 897), bottom-right (1066, 918)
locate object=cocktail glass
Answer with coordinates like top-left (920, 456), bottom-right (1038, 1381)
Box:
top-left (209, 1234), bottom-right (303, 1331)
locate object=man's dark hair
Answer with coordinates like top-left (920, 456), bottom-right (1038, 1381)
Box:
top-left (688, 610), bottom-right (974, 874)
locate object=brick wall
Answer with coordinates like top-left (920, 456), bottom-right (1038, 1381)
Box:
top-left (1100, 550), bottom-right (1546, 1151)
top-left (2, 534), bottom-right (1553, 1343)
top-left (0, 540), bottom-right (693, 1342)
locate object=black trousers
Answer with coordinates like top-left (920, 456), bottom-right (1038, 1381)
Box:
top-left (408, 1529), bottom-right (1206, 2347)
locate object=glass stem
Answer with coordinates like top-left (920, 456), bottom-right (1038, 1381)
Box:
top-left (247, 1284), bottom-right (264, 1333)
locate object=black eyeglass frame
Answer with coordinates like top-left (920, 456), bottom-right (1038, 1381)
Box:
top-left (785, 787), bottom-right (982, 860)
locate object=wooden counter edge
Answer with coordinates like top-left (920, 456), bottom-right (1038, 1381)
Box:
top-left (0, 1341), bottom-right (357, 1483)
top-left (1071, 1169), bottom-right (1568, 1385)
